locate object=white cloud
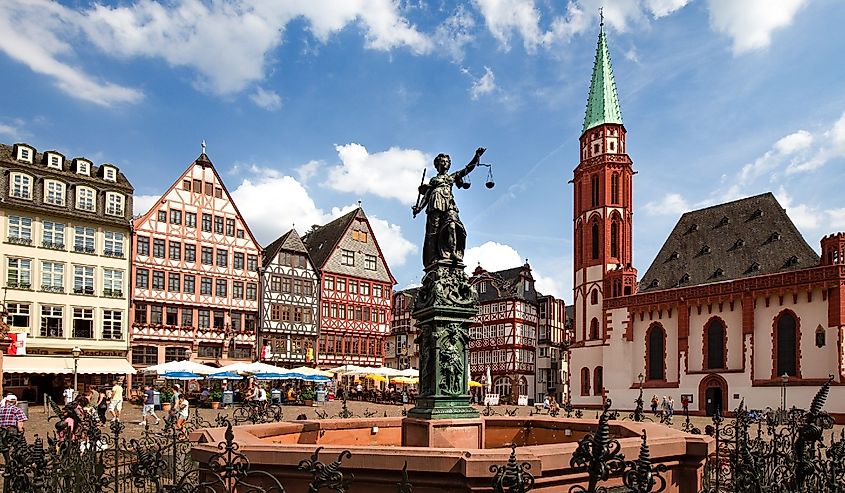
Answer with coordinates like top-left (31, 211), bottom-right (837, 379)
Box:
top-left (365, 216), bottom-right (418, 268)
top-left (774, 185), bottom-right (819, 231)
top-left (133, 194), bottom-right (162, 216)
top-left (774, 129), bottom-right (813, 154)
top-left (0, 0), bottom-right (143, 106)
top-left (464, 241), bottom-right (563, 298)
top-left (296, 160), bottom-right (322, 183)
top-left (249, 87), bottom-right (282, 111)
top-left (645, 0), bottom-right (692, 18)
top-left (786, 112), bottom-right (845, 174)
top-left (324, 143), bottom-right (428, 205)
top-left (643, 193), bottom-right (690, 216)
top-left (0, 120), bottom-right (25, 140)
top-left (827, 208), bottom-right (845, 231)
top-left (472, 0), bottom-right (545, 51)
top-left (434, 5), bottom-right (477, 62)
top-left (470, 66), bottom-right (497, 100)
top-left (706, 0), bottom-right (808, 53)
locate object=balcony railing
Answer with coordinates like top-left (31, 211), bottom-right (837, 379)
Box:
top-left (74, 245), bottom-right (96, 254)
top-left (103, 249), bottom-right (124, 258)
top-left (41, 285), bottom-right (65, 293)
top-left (42, 240), bottom-right (65, 250)
top-left (73, 286), bottom-right (95, 295)
top-left (7, 280), bottom-right (32, 290)
top-left (103, 288), bottom-right (124, 298)
top-left (7, 236), bottom-right (32, 246)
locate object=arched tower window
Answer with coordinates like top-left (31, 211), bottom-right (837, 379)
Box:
top-left (646, 323), bottom-right (666, 381)
top-left (590, 318), bottom-right (600, 340)
top-left (816, 325), bottom-right (826, 348)
top-left (705, 318), bottom-right (726, 370)
top-left (611, 173), bottom-right (620, 204)
top-left (610, 220), bottom-right (619, 258)
top-left (580, 367), bottom-right (591, 396)
top-left (591, 220), bottom-right (600, 260)
top-left (575, 222), bottom-right (583, 267)
top-left (590, 289), bottom-right (598, 305)
top-left (775, 311), bottom-right (799, 377)
top-left (591, 174), bottom-right (599, 207)
top-left (593, 367), bottom-right (603, 396)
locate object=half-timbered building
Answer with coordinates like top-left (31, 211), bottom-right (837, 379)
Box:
top-left (303, 208), bottom-right (395, 368)
top-left (130, 151), bottom-right (261, 369)
top-left (569, 24), bottom-right (845, 416)
top-left (536, 294), bottom-right (570, 403)
top-left (258, 229), bottom-right (319, 367)
top-left (385, 288), bottom-right (419, 370)
top-left (468, 263), bottom-right (538, 403)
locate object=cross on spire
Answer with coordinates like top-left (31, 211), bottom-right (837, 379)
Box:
top-left (201, 139), bottom-right (206, 154)
top-left (599, 7), bottom-right (604, 30)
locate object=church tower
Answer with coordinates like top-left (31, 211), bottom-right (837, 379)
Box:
top-left (571, 20), bottom-right (637, 403)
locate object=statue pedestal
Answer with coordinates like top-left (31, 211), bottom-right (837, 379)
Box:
top-left (401, 417), bottom-right (484, 448)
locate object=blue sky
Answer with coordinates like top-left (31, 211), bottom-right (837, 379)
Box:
top-left (1, 0), bottom-right (843, 299)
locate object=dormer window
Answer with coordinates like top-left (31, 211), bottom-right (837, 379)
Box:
top-left (44, 180), bottom-right (66, 206)
top-left (648, 279), bottom-right (660, 289)
top-left (14, 144), bottom-right (34, 163)
top-left (746, 262), bottom-right (760, 274)
top-left (46, 152), bottom-right (63, 170)
top-left (74, 159), bottom-right (91, 176)
top-left (105, 192), bottom-right (124, 216)
top-left (103, 166), bottom-right (117, 182)
top-left (478, 282), bottom-right (486, 294)
top-left (679, 273), bottom-right (690, 284)
top-left (10, 172), bottom-right (33, 199)
top-left (668, 251), bottom-right (680, 261)
top-left (769, 232), bottom-right (782, 242)
top-left (699, 245), bottom-right (711, 255)
top-left (76, 186), bottom-right (96, 211)
top-left (713, 268), bottom-right (724, 278)
top-left (717, 216), bottom-right (730, 228)
top-left (750, 208), bottom-right (763, 220)
top-left (784, 255), bottom-right (799, 267)
top-left (734, 239), bottom-right (745, 249)
top-left (685, 223), bottom-right (699, 234)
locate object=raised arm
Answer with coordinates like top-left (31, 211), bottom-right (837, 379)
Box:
top-left (453, 147), bottom-right (486, 180)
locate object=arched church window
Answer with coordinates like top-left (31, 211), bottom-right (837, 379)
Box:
top-left (705, 318), bottom-right (726, 370)
top-left (775, 311), bottom-right (798, 377)
top-left (575, 223), bottom-right (583, 267)
top-left (590, 318), bottom-right (599, 340)
top-left (580, 367), bottom-right (591, 396)
top-left (593, 367), bottom-right (603, 396)
top-left (816, 325), bottom-right (826, 348)
top-left (611, 221), bottom-right (619, 258)
top-left (591, 221), bottom-right (600, 260)
top-left (611, 173), bottom-right (620, 204)
top-left (591, 289), bottom-right (598, 305)
top-left (646, 323), bottom-right (666, 381)
top-left (591, 175), bottom-right (599, 207)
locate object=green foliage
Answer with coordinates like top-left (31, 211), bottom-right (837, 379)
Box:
top-left (210, 389), bottom-right (223, 402)
top-left (160, 386), bottom-right (174, 404)
top-left (300, 386), bottom-right (315, 400)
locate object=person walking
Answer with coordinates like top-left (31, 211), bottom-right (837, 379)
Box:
top-left (108, 380), bottom-right (124, 422)
top-left (140, 384), bottom-right (161, 426)
top-left (650, 395), bottom-right (659, 415)
top-left (0, 394), bottom-right (27, 435)
top-left (667, 396), bottom-right (675, 420)
top-left (63, 384), bottom-right (75, 405)
top-left (96, 386), bottom-right (108, 424)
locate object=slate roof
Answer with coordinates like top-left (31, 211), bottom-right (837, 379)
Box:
top-left (0, 143), bottom-right (134, 191)
top-left (301, 208), bottom-right (360, 269)
top-left (472, 264), bottom-right (538, 303)
top-left (582, 25), bottom-right (623, 133)
top-left (639, 192), bottom-right (820, 292)
top-left (262, 228), bottom-right (309, 268)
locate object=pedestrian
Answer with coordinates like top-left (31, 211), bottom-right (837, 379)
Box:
top-left (141, 384), bottom-right (161, 426)
top-left (97, 386), bottom-right (108, 423)
top-left (543, 395), bottom-right (550, 411)
top-left (0, 394), bottom-right (27, 435)
top-left (63, 384), bottom-right (75, 405)
top-left (667, 396), bottom-right (675, 418)
top-left (650, 395), bottom-right (659, 415)
top-left (681, 395), bottom-right (690, 413)
top-left (108, 380), bottom-right (124, 422)
top-left (174, 391), bottom-right (189, 435)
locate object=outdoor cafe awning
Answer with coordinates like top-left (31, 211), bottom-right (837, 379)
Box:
top-left (3, 355), bottom-right (136, 375)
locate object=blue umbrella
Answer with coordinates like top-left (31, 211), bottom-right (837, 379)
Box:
top-left (254, 372), bottom-right (306, 380)
top-left (302, 374), bottom-right (331, 382)
top-left (161, 371), bottom-right (201, 380)
top-left (207, 371), bottom-right (242, 380)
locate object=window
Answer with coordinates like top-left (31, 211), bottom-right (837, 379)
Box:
top-left (589, 318), bottom-right (599, 340)
top-left (610, 221), bottom-right (619, 258)
top-left (44, 180), bottom-right (65, 206)
top-left (183, 179), bottom-right (191, 191)
top-left (103, 166), bottom-right (117, 182)
top-left (816, 325), bottom-right (826, 348)
top-left (231, 312), bottom-right (242, 330)
top-left (10, 173), bottom-right (32, 199)
top-left (74, 226), bottom-right (96, 254)
top-left (352, 230), bottom-right (368, 242)
top-left (164, 347), bottom-right (184, 362)
top-left (324, 276), bottom-right (335, 291)
top-left (152, 239), bottom-right (165, 258)
top-left (73, 265), bottom-right (95, 295)
top-left (580, 367), bottom-right (591, 396)
top-left (137, 236), bottom-right (150, 256)
top-left (349, 280), bottom-right (358, 294)
top-left (215, 279), bottom-right (227, 297)
top-left (775, 311), bottom-right (798, 377)
top-left (591, 220), bottom-right (599, 260)
top-left (270, 304), bottom-right (282, 321)
top-left (150, 305), bottom-right (163, 324)
top-left (337, 278), bottom-right (346, 292)
top-left (234, 252), bottom-right (244, 270)
top-left (166, 306), bottom-right (178, 326)
top-left (168, 273), bottom-right (180, 292)
top-left (157, 210), bottom-right (167, 222)
top-left (198, 310), bottom-right (210, 328)
top-left (76, 160), bottom-right (90, 176)
top-left (152, 270), bottom-right (165, 290)
top-left (215, 187), bottom-right (222, 199)
top-left (132, 346), bottom-right (158, 365)
top-left (270, 275), bottom-right (282, 292)
top-left (170, 209), bottom-right (182, 224)
top-left (373, 284), bottom-right (382, 298)
top-left (41, 261), bottom-right (64, 292)
top-left (361, 282), bottom-right (370, 296)
top-left (16, 146), bottom-right (33, 162)
top-left (185, 243), bottom-right (196, 262)
top-left (72, 308), bottom-right (94, 338)
top-left (341, 249), bottom-right (355, 266)
top-left (8, 215), bottom-right (32, 243)
top-left (184, 275), bottom-right (195, 293)
top-left (365, 254), bottom-right (377, 271)
top-left (201, 247), bottom-right (213, 265)
top-left (104, 231), bottom-right (124, 257)
top-left (200, 277), bottom-right (212, 295)
top-left (103, 269), bottom-right (123, 297)
top-left (102, 310), bottom-right (122, 340)
top-left (7, 303), bottom-right (30, 328)
top-left (193, 179), bottom-right (202, 193)
top-left (233, 281), bottom-right (243, 299)
top-left (705, 319), bottom-right (726, 370)
top-left (590, 174), bottom-right (599, 207)
top-left (46, 153), bottom-right (62, 169)
top-left (247, 255), bottom-right (258, 271)
top-left (136, 268), bottom-right (149, 289)
top-left (216, 248), bottom-right (228, 267)
top-left (201, 213), bottom-right (212, 232)
top-left (591, 289), bottom-right (598, 305)
top-left (246, 283), bottom-right (257, 300)
top-left (237, 230), bottom-right (244, 239)
top-left (213, 311), bottom-right (225, 329)
top-left (185, 212), bottom-right (197, 228)
top-left (646, 323), bottom-right (666, 381)
top-left (226, 218), bottom-right (235, 236)
top-left (198, 344), bottom-right (222, 359)
top-left (7, 258), bottom-right (31, 289)
top-left (214, 216), bottom-right (224, 234)
top-left (134, 303), bottom-right (147, 324)
top-left (593, 367), bottom-right (603, 396)
top-left (611, 173), bottom-right (620, 204)
top-left (76, 186), bottom-right (95, 211)
top-left (41, 305), bottom-right (63, 337)
top-left (168, 241), bottom-right (181, 261)
top-left (181, 308), bottom-right (193, 326)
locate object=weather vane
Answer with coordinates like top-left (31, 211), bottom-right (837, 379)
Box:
top-left (201, 139), bottom-right (206, 154)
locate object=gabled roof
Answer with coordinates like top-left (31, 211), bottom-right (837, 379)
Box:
top-left (471, 264), bottom-right (537, 303)
top-left (582, 24), bottom-right (623, 133)
top-left (639, 192), bottom-right (820, 293)
top-left (302, 208), bottom-right (359, 269)
top-left (262, 228), bottom-right (310, 268)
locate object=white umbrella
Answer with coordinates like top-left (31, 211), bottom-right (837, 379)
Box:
top-left (329, 364), bottom-right (369, 374)
top-left (217, 361), bottom-right (285, 375)
top-left (143, 360), bottom-right (217, 375)
top-left (397, 368), bottom-right (419, 378)
top-left (289, 366), bottom-right (334, 378)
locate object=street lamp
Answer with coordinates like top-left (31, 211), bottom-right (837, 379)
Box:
top-left (781, 373), bottom-right (789, 414)
top-left (633, 372), bottom-right (644, 422)
top-left (71, 346), bottom-right (81, 398)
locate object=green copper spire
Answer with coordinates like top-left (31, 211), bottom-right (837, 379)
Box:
top-left (582, 21), bottom-right (623, 133)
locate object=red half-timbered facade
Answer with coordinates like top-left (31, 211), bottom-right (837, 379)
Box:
top-left (129, 152), bottom-right (261, 369)
top-left (303, 208), bottom-right (395, 368)
top-left (259, 229), bottom-right (319, 367)
top-left (468, 263), bottom-right (538, 402)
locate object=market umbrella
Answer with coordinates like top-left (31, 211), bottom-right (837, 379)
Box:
top-left (161, 371), bottom-right (201, 380)
top-left (301, 374), bottom-right (331, 382)
top-left (254, 372), bottom-right (306, 380)
top-left (207, 371), bottom-right (242, 380)
top-left (289, 366), bottom-right (334, 378)
top-left (391, 376), bottom-right (418, 385)
top-left (469, 380), bottom-right (483, 388)
top-left (144, 360), bottom-right (217, 375)
top-left (397, 368), bottom-right (419, 378)
top-left (366, 374), bottom-right (388, 383)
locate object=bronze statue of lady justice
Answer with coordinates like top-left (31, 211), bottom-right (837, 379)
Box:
top-left (412, 147), bottom-right (492, 269)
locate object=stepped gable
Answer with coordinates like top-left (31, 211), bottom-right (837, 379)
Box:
top-left (301, 208), bottom-right (360, 268)
top-left (262, 228), bottom-right (309, 268)
top-left (639, 192), bottom-right (820, 292)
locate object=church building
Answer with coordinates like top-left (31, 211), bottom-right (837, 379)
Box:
top-left (569, 24), bottom-right (845, 417)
